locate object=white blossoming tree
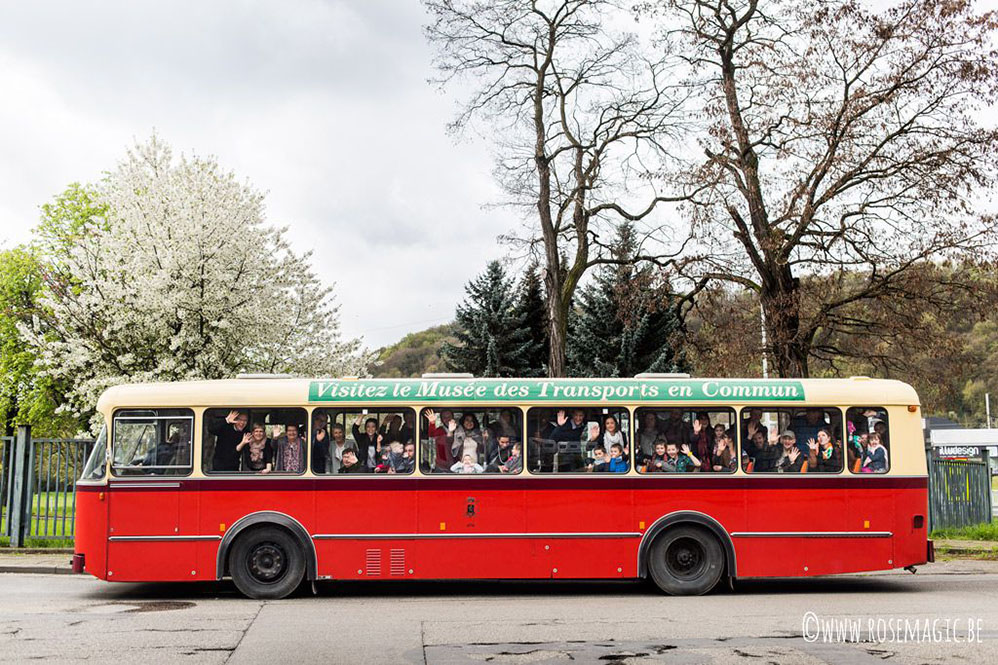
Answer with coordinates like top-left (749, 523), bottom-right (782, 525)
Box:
top-left (26, 136), bottom-right (367, 426)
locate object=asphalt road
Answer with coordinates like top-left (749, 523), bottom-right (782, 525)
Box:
top-left (2, 561), bottom-right (997, 665)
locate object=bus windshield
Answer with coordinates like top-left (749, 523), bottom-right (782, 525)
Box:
top-left (80, 425), bottom-right (107, 480)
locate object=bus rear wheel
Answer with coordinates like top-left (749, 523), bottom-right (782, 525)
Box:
top-left (229, 526), bottom-right (305, 599)
top-left (647, 525), bottom-right (724, 596)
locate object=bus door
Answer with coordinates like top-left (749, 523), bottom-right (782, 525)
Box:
top-left (106, 410), bottom-right (196, 581)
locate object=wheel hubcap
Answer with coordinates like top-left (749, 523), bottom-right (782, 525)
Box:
top-left (248, 542), bottom-right (286, 583)
top-left (665, 537), bottom-right (706, 580)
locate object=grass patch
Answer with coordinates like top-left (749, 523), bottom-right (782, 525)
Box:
top-left (931, 519), bottom-right (998, 542)
top-left (992, 476), bottom-right (997, 491)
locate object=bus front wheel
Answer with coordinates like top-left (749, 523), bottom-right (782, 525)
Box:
top-left (647, 525), bottom-right (724, 596)
top-left (229, 526), bottom-right (305, 599)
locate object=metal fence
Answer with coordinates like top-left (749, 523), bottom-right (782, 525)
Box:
top-left (2, 427), bottom-right (95, 546)
top-left (927, 452), bottom-right (993, 531)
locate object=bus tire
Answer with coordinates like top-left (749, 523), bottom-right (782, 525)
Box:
top-left (229, 526), bottom-right (305, 600)
top-left (647, 525), bottom-right (724, 596)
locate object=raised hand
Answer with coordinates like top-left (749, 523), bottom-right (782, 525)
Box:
top-left (588, 423), bottom-right (600, 441)
top-left (272, 425), bottom-right (282, 439)
top-left (238, 432), bottom-right (253, 449)
top-left (788, 447), bottom-right (800, 463)
top-left (315, 428), bottom-right (326, 442)
top-left (746, 420), bottom-right (758, 437)
top-left (681, 444), bottom-right (692, 456)
top-left (226, 410), bottom-right (239, 424)
top-left (807, 438), bottom-right (818, 452)
top-left (692, 419), bottom-right (702, 435)
top-left (354, 414), bottom-right (364, 427)
top-left (424, 408), bottom-right (436, 423)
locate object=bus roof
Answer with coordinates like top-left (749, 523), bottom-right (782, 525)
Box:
top-left (96, 376), bottom-right (920, 412)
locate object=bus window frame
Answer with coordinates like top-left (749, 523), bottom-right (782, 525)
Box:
top-left (313, 405), bottom-right (418, 476)
top-left (525, 404), bottom-right (633, 475)
top-left (634, 406), bottom-right (739, 475)
top-left (201, 406), bottom-right (309, 477)
top-left (417, 404), bottom-right (526, 476)
top-left (739, 405), bottom-right (846, 475)
top-left (845, 406), bottom-right (891, 475)
top-left (110, 408), bottom-right (195, 478)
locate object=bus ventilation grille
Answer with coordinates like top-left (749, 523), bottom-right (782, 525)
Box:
top-left (390, 549), bottom-right (406, 576)
top-left (365, 549), bottom-right (382, 576)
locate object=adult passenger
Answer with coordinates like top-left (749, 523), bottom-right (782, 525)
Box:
top-left (352, 415), bottom-right (380, 469)
top-left (237, 423), bottom-right (273, 474)
top-left (775, 431), bottom-right (805, 473)
top-left (273, 423), bottom-right (306, 473)
top-left (424, 408), bottom-right (457, 472)
top-left (806, 428), bottom-right (842, 473)
top-left (208, 409), bottom-right (248, 472)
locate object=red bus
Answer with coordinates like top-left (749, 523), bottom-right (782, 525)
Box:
top-left (73, 375), bottom-right (931, 598)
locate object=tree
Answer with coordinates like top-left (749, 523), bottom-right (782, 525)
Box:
top-left (372, 324), bottom-right (457, 378)
top-left (0, 246), bottom-right (78, 435)
top-left (425, 0), bottom-right (691, 376)
top-left (442, 261), bottom-right (534, 376)
top-left (568, 223), bottom-right (686, 376)
top-left (23, 136), bottom-right (366, 426)
top-left (513, 262), bottom-right (549, 376)
top-left (651, 0), bottom-right (998, 377)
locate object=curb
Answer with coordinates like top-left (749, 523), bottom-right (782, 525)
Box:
top-left (0, 565), bottom-right (73, 575)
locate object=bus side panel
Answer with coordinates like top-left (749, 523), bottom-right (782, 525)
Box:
top-left (74, 487), bottom-right (108, 579)
top-left (314, 483), bottom-right (416, 579)
top-left (526, 486), bottom-right (633, 579)
top-left (892, 487), bottom-right (930, 567)
top-left (107, 540), bottom-right (198, 581)
top-left (415, 486), bottom-right (529, 579)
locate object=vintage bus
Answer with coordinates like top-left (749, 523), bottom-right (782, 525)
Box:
top-left (73, 374), bottom-right (932, 599)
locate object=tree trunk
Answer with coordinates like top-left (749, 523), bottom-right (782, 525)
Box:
top-left (544, 267), bottom-right (567, 377)
top-left (760, 265), bottom-right (809, 378)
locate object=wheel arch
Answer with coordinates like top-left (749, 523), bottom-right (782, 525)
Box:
top-left (637, 510), bottom-right (737, 579)
top-left (216, 511), bottom-right (317, 581)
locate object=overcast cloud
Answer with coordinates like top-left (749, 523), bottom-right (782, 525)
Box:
top-left (0, 0), bottom-right (507, 349)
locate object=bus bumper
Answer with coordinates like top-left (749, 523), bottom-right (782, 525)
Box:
top-left (71, 553), bottom-right (85, 574)
top-left (927, 540), bottom-right (935, 563)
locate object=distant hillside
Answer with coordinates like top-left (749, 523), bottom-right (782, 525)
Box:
top-left (371, 323), bottom-right (457, 378)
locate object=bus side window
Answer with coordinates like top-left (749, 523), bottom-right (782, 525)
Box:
top-left (526, 406), bottom-right (630, 474)
top-left (741, 407), bottom-right (843, 474)
top-left (312, 408), bottom-right (416, 475)
top-left (202, 407), bottom-right (307, 475)
top-left (636, 407), bottom-right (737, 473)
top-left (846, 407), bottom-right (889, 473)
top-left (112, 409), bottom-right (193, 477)
top-left (419, 407), bottom-right (523, 474)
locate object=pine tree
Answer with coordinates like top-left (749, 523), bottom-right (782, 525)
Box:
top-left (568, 223), bottom-right (686, 377)
top-left (513, 262), bottom-right (549, 376)
top-left (442, 261), bottom-right (533, 377)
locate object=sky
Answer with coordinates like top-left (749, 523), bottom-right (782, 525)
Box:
top-left (0, 0), bottom-right (507, 349)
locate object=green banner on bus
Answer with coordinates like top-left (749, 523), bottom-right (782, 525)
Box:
top-left (308, 379), bottom-right (806, 403)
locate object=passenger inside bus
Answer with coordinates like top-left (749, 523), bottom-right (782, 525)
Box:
top-left (846, 407), bottom-right (890, 473)
top-left (203, 407), bottom-right (306, 474)
top-left (528, 406), bottom-right (630, 473)
top-left (635, 408), bottom-right (735, 473)
top-left (421, 407), bottom-right (523, 474)
top-left (742, 407), bottom-right (847, 473)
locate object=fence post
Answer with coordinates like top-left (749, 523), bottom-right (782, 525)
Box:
top-left (9, 425), bottom-right (32, 548)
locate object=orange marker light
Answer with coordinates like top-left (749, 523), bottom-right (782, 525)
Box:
top-left (220, 523), bottom-right (226, 533)
top-left (864, 520), bottom-right (870, 529)
top-left (440, 522), bottom-right (446, 531)
top-left (639, 521), bottom-right (646, 530)
top-left (908, 405), bottom-right (918, 413)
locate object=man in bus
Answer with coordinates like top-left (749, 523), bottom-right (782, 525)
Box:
top-left (311, 411), bottom-right (331, 473)
top-left (775, 431), bottom-right (805, 472)
top-left (338, 448), bottom-right (368, 473)
top-left (327, 424), bottom-right (353, 474)
top-left (208, 410), bottom-right (248, 472)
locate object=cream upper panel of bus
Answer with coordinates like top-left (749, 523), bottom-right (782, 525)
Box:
top-left (96, 377), bottom-right (921, 414)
